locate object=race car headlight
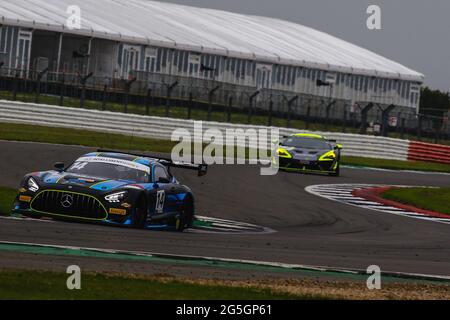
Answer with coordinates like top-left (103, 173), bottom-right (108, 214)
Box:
top-left (319, 151), bottom-right (336, 161)
top-left (27, 177), bottom-right (39, 193)
top-left (105, 191), bottom-right (128, 203)
top-left (277, 148), bottom-right (292, 158)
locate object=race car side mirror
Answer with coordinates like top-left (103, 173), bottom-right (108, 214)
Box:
top-left (54, 162), bottom-right (65, 172)
top-left (334, 144), bottom-right (343, 150)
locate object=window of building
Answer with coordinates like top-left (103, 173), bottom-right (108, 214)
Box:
top-left (311, 69), bottom-right (316, 83)
top-left (379, 78), bottom-right (384, 92)
top-left (386, 79), bottom-right (392, 92)
top-left (404, 82), bottom-right (410, 99)
top-left (345, 74), bottom-right (350, 87)
top-left (225, 58), bottom-right (231, 71)
top-left (275, 65), bottom-right (281, 84)
top-left (15, 30), bottom-right (32, 73)
top-left (246, 61), bottom-right (253, 77)
top-left (188, 52), bottom-right (200, 76)
top-left (290, 67), bottom-right (296, 86)
top-left (182, 52), bottom-right (189, 73)
top-left (286, 67), bottom-right (292, 86)
top-left (348, 75), bottom-right (354, 91)
top-left (364, 77), bottom-right (369, 93)
top-left (256, 64), bottom-right (272, 89)
top-left (230, 58), bottom-right (236, 74)
top-left (392, 80), bottom-right (397, 91)
top-left (144, 47), bottom-right (157, 73)
top-left (357, 76), bottom-right (361, 90)
top-left (161, 48), bottom-right (168, 68)
top-left (281, 66), bottom-right (287, 85)
top-left (121, 45), bottom-right (141, 77)
top-left (0, 27), bottom-right (7, 54)
top-left (173, 50), bottom-right (179, 68)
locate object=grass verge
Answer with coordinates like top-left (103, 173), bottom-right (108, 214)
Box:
top-left (1, 269), bottom-right (449, 300)
top-left (382, 187), bottom-right (450, 215)
top-left (0, 269), bottom-right (321, 300)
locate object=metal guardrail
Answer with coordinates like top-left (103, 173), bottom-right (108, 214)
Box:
top-left (0, 100), bottom-right (410, 161)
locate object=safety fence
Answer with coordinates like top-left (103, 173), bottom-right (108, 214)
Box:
top-left (1, 66), bottom-right (449, 141)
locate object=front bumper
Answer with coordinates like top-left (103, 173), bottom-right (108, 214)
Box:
top-left (13, 185), bottom-right (134, 222)
top-left (277, 157), bottom-right (338, 174)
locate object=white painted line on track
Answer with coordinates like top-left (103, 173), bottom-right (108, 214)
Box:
top-left (1, 214), bottom-right (276, 235)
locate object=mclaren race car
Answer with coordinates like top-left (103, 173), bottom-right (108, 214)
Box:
top-left (276, 133), bottom-right (343, 176)
top-left (12, 150), bottom-right (207, 232)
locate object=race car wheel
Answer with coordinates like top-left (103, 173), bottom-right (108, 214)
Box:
top-left (175, 198), bottom-right (194, 232)
top-left (329, 164), bottom-right (340, 177)
top-left (131, 195), bottom-right (148, 229)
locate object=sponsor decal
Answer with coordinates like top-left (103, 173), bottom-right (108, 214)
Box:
top-left (75, 157), bottom-right (150, 174)
top-left (121, 203), bottom-right (132, 209)
top-left (19, 195), bottom-right (32, 203)
top-left (155, 190), bottom-right (165, 214)
top-left (109, 208), bottom-right (127, 216)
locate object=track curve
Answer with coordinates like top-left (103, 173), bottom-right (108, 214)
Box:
top-left (1, 140), bottom-right (449, 276)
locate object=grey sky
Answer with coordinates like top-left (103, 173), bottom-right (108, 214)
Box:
top-left (161, 0), bottom-right (450, 92)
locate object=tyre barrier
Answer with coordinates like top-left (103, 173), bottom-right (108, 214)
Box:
top-left (408, 141), bottom-right (450, 164)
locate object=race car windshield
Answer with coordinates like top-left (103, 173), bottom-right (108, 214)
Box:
top-left (66, 162), bottom-right (150, 182)
top-left (281, 137), bottom-right (331, 149)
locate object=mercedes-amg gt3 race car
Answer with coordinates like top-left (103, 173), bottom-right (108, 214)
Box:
top-left (276, 133), bottom-right (343, 176)
top-left (12, 150), bottom-right (207, 232)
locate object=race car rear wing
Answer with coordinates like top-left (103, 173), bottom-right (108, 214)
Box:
top-left (97, 149), bottom-right (208, 177)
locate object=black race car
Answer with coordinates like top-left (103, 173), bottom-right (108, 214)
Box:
top-left (13, 150), bottom-right (207, 232)
top-left (275, 133), bottom-right (343, 176)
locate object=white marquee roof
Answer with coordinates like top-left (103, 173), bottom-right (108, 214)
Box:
top-left (0, 0), bottom-right (424, 81)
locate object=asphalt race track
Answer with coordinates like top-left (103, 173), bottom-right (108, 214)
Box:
top-left (1, 140), bottom-right (450, 277)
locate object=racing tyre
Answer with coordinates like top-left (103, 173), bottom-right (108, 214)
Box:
top-left (175, 198), bottom-right (194, 232)
top-left (329, 164), bottom-right (340, 177)
top-left (131, 195), bottom-right (148, 229)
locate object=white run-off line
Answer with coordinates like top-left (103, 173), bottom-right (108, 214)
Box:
top-left (0, 214), bottom-right (275, 235)
top-left (0, 100), bottom-right (410, 161)
top-left (305, 184), bottom-right (450, 225)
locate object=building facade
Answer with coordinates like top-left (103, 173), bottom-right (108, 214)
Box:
top-left (0, 0), bottom-right (424, 123)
